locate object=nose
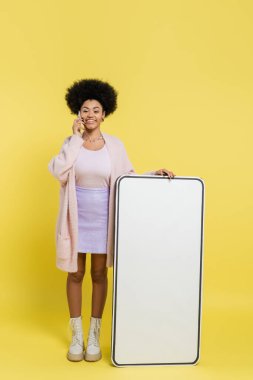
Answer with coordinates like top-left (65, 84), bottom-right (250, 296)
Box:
top-left (87, 111), bottom-right (95, 118)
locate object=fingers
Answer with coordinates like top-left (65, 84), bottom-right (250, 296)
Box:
top-left (159, 169), bottom-right (176, 179)
top-left (76, 118), bottom-right (83, 125)
top-left (74, 117), bottom-right (85, 131)
top-left (73, 117), bottom-right (85, 137)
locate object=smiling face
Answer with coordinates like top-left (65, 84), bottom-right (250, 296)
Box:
top-left (80, 99), bottom-right (105, 130)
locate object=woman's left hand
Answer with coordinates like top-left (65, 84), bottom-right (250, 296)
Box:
top-left (154, 168), bottom-right (176, 179)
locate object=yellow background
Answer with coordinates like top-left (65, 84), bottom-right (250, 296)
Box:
top-left (0, 0), bottom-right (252, 378)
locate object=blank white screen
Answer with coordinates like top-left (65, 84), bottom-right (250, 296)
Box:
top-left (111, 176), bottom-right (204, 366)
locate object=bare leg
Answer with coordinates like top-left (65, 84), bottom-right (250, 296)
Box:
top-left (90, 254), bottom-right (108, 318)
top-left (66, 253), bottom-right (87, 318)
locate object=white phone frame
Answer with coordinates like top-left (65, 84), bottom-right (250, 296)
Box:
top-left (111, 175), bottom-right (205, 367)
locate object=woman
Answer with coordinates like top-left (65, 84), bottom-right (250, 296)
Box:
top-left (48, 78), bottom-right (175, 363)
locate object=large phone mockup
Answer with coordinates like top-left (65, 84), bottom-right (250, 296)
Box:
top-left (111, 175), bottom-right (205, 367)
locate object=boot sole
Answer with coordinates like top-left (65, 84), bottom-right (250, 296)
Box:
top-left (84, 351), bottom-right (102, 362)
top-left (67, 351), bottom-right (85, 362)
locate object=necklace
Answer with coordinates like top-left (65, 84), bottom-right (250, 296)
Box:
top-left (83, 132), bottom-right (104, 143)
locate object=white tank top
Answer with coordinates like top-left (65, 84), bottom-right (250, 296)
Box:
top-left (74, 144), bottom-right (111, 188)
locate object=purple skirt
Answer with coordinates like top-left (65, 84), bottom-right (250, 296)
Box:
top-left (75, 185), bottom-right (110, 254)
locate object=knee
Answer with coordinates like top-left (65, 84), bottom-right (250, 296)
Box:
top-left (90, 267), bottom-right (107, 284)
top-left (68, 270), bottom-right (85, 283)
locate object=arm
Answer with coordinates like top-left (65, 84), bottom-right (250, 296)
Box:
top-left (141, 170), bottom-right (156, 175)
top-left (130, 169), bottom-right (156, 175)
top-left (48, 134), bottom-right (84, 186)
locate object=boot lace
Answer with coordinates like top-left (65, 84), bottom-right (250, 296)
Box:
top-left (72, 332), bottom-right (83, 347)
top-left (88, 323), bottom-right (100, 347)
top-left (69, 320), bottom-right (83, 347)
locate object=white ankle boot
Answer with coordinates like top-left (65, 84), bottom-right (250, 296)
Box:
top-left (84, 316), bottom-right (102, 361)
top-left (67, 315), bottom-right (85, 361)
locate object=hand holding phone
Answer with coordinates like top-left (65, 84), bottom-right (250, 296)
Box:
top-left (72, 111), bottom-right (85, 137)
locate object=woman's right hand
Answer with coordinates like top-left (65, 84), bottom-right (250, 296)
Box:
top-left (72, 117), bottom-right (85, 138)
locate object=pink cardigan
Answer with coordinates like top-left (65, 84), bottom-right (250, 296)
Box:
top-left (48, 132), bottom-right (155, 272)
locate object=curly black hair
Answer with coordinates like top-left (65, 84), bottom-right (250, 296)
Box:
top-left (65, 78), bottom-right (118, 117)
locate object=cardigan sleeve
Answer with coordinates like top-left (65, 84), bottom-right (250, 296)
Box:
top-left (48, 134), bottom-right (84, 186)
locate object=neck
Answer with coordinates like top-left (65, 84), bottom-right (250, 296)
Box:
top-left (83, 126), bottom-right (102, 138)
